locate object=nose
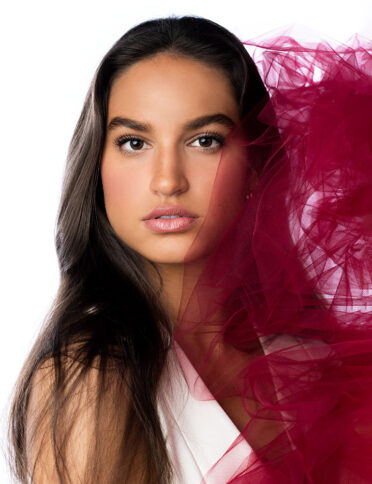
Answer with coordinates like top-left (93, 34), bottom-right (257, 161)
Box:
top-left (150, 144), bottom-right (189, 197)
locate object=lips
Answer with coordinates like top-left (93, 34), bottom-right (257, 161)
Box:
top-left (142, 205), bottom-right (199, 220)
top-left (143, 216), bottom-right (198, 233)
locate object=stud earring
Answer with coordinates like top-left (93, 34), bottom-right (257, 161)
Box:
top-left (245, 191), bottom-right (253, 201)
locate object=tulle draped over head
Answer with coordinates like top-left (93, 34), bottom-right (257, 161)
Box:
top-left (172, 32), bottom-right (372, 483)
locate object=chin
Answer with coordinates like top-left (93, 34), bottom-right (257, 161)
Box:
top-left (144, 252), bottom-right (188, 265)
top-left (145, 244), bottom-right (213, 265)
top-left (139, 238), bottom-right (192, 261)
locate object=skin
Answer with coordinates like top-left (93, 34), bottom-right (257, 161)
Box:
top-left (100, 53), bottom-right (246, 322)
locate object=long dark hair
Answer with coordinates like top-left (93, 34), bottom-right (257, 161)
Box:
top-left (7, 15), bottom-right (268, 483)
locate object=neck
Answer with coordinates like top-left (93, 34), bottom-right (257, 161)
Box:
top-left (149, 258), bottom-right (208, 327)
top-left (156, 262), bottom-right (185, 325)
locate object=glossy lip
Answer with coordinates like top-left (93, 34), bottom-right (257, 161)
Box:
top-left (142, 205), bottom-right (199, 220)
top-left (143, 216), bottom-right (198, 233)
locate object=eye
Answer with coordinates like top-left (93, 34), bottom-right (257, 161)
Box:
top-left (190, 132), bottom-right (225, 152)
top-left (114, 135), bottom-right (151, 154)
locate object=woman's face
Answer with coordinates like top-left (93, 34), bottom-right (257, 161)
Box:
top-left (100, 53), bottom-right (245, 265)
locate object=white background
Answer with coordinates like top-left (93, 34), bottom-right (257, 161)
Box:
top-left (1, 0), bottom-right (371, 481)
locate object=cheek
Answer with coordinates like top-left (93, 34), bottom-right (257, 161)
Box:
top-left (206, 145), bottom-right (248, 217)
top-left (100, 162), bottom-right (141, 224)
top-left (189, 160), bottom-right (221, 207)
top-left (184, 146), bottom-right (248, 260)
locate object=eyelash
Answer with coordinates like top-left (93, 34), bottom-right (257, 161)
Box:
top-left (113, 131), bottom-right (225, 155)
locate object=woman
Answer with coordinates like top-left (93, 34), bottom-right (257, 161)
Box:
top-left (7, 14), bottom-right (372, 483)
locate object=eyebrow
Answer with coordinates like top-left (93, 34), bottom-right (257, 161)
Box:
top-left (107, 113), bottom-right (236, 133)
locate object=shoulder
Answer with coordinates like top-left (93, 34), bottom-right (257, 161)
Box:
top-left (25, 346), bottom-right (132, 483)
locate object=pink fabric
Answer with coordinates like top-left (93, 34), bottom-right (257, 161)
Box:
top-left (170, 32), bottom-right (372, 482)
top-left (157, 342), bottom-right (258, 483)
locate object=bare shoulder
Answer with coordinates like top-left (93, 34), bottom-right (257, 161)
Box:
top-left (25, 346), bottom-right (136, 483)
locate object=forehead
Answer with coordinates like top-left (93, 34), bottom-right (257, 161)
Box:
top-left (107, 54), bottom-right (240, 127)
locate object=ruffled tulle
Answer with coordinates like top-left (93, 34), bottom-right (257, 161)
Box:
top-left (172, 32), bottom-right (372, 483)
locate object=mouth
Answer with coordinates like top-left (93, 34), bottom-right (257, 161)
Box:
top-left (142, 215), bottom-right (199, 233)
top-left (142, 205), bottom-right (199, 221)
top-left (153, 215), bottom-right (195, 219)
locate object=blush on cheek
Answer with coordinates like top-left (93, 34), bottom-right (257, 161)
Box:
top-left (100, 164), bottom-right (142, 223)
top-left (102, 171), bottom-right (127, 199)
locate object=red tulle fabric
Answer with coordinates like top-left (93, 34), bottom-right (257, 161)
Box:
top-left (172, 31), bottom-right (372, 483)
